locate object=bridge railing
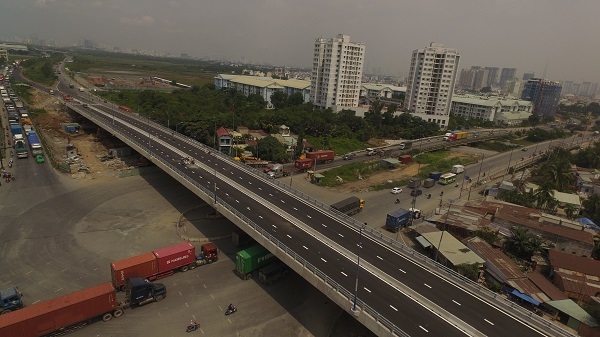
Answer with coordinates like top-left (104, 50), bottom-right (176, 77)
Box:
top-left (72, 104), bottom-right (578, 337)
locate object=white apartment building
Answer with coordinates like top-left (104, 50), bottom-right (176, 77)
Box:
top-left (404, 43), bottom-right (460, 129)
top-left (310, 34), bottom-right (365, 109)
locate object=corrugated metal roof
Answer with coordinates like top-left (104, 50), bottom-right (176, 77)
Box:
top-left (420, 231), bottom-right (485, 266)
top-left (545, 299), bottom-right (600, 327)
top-left (526, 272), bottom-right (568, 301)
top-left (552, 190), bottom-right (581, 206)
top-left (549, 250), bottom-right (600, 277)
top-left (467, 237), bottom-right (525, 281)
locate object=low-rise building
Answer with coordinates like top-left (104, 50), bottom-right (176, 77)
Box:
top-left (419, 231), bottom-right (485, 276)
top-left (214, 74), bottom-right (311, 107)
top-left (549, 250), bottom-right (600, 304)
top-left (450, 95), bottom-right (533, 126)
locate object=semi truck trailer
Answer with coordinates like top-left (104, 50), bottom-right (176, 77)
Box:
top-left (0, 279), bottom-right (165, 337)
top-left (385, 208), bottom-right (411, 232)
top-left (305, 150), bottom-right (335, 163)
top-left (111, 242), bottom-right (218, 290)
top-left (330, 196), bottom-right (365, 216)
top-left (235, 245), bottom-right (276, 280)
top-left (26, 130), bottom-right (43, 156)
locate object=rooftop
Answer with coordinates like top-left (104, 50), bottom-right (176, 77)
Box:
top-left (549, 250), bottom-right (600, 277)
top-left (420, 231), bottom-right (485, 266)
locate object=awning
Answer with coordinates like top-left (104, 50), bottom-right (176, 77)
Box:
top-left (510, 289), bottom-right (540, 306)
top-left (415, 236), bottom-right (431, 249)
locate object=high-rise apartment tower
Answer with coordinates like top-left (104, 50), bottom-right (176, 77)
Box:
top-left (310, 34), bottom-right (365, 110)
top-left (404, 43), bottom-right (460, 128)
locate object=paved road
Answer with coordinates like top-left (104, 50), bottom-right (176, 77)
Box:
top-left (64, 96), bottom-right (569, 337)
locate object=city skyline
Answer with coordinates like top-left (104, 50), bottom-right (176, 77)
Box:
top-left (1, 1), bottom-right (599, 82)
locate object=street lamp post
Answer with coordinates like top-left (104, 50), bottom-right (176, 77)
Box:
top-left (435, 200), bottom-right (454, 263)
top-left (352, 222), bottom-right (366, 314)
top-left (469, 153), bottom-right (484, 201)
top-left (501, 148), bottom-right (514, 181)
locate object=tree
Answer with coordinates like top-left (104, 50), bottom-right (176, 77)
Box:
top-left (456, 263), bottom-right (480, 281)
top-left (504, 226), bottom-right (542, 260)
top-left (294, 131), bottom-right (304, 159)
top-left (41, 60), bottom-right (53, 78)
top-left (473, 229), bottom-right (500, 246)
top-left (582, 194), bottom-right (600, 225)
top-left (563, 204), bottom-right (578, 219)
top-left (256, 136), bottom-right (288, 162)
top-left (270, 91), bottom-right (288, 110)
top-left (287, 92), bottom-right (304, 106)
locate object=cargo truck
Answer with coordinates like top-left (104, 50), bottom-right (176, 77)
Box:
top-left (386, 208), bottom-right (411, 232)
top-left (445, 131), bottom-right (468, 141)
top-left (111, 242), bottom-right (218, 290)
top-left (451, 165), bottom-right (465, 174)
top-left (305, 150), bottom-right (335, 163)
top-left (330, 196), bottom-right (365, 216)
top-left (258, 262), bottom-right (289, 285)
top-left (14, 140), bottom-right (28, 158)
top-left (0, 287), bottom-right (24, 314)
top-left (399, 141), bottom-right (413, 150)
top-left (423, 178), bottom-right (435, 188)
top-left (408, 177), bottom-right (421, 189)
top-left (26, 131), bottom-right (43, 156)
top-left (10, 124), bottom-right (22, 140)
top-left (294, 158), bottom-right (314, 171)
top-left (0, 279), bottom-right (166, 337)
top-left (235, 245), bottom-right (276, 280)
top-left (267, 164), bottom-right (290, 178)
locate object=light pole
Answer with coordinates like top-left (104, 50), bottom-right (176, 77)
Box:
top-left (501, 148), bottom-right (514, 181)
top-left (352, 222), bottom-right (366, 314)
top-left (469, 153), bottom-right (484, 201)
top-left (435, 199), bottom-right (454, 263)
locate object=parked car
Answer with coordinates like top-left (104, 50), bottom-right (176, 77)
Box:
top-left (391, 187), bottom-right (403, 194)
top-left (343, 153), bottom-right (356, 160)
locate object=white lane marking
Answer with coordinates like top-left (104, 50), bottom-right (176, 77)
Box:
top-left (258, 187), bottom-right (262, 190)
top-left (248, 182), bottom-right (252, 185)
top-left (235, 200), bottom-right (240, 203)
top-left (390, 305), bottom-right (398, 311)
top-left (307, 215), bottom-right (312, 219)
top-left (269, 193), bottom-right (273, 197)
top-left (281, 200), bottom-right (285, 203)
top-left (303, 246), bottom-right (308, 250)
top-left (338, 233), bottom-right (344, 237)
top-left (419, 326), bottom-right (429, 333)
top-left (210, 294), bottom-right (215, 299)
top-left (321, 258), bottom-right (327, 263)
top-left (364, 287), bottom-right (371, 293)
top-left (272, 225), bottom-right (277, 229)
top-left (258, 215), bottom-right (263, 219)
top-left (452, 300), bottom-right (461, 306)
top-left (293, 207), bottom-right (298, 211)
top-left (246, 207), bottom-right (251, 211)
top-left (341, 271), bottom-right (347, 277)
top-left (376, 256), bottom-right (383, 260)
top-left (484, 319), bottom-right (494, 326)
top-left (203, 284), bottom-right (207, 288)
top-left (225, 193), bottom-right (229, 197)
top-left (424, 283), bottom-right (432, 289)
top-left (399, 268), bottom-right (406, 273)
top-left (54, 288), bottom-right (62, 293)
top-left (287, 235), bottom-right (292, 239)
top-left (322, 223), bottom-right (327, 227)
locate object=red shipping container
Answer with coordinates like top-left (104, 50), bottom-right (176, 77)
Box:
top-left (153, 242), bottom-right (196, 273)
top-left (305, 150), bottom-right (334, 162)
top-left (399, 155), bottom-right (412, 164)
top-left (0, 283), bottom-right (117, 337)
top-left (295, 158), bottom-right (313, 170)
top-left (111, 252), bottom-right (158, 289)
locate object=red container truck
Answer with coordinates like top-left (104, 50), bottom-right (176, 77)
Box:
top-left (0, 279), bottom-right (166, 337)
top-left (111, 242), bottom-right (219, 290)
top-left (305, 150), bottom-right (335, 163)
top-left (295, 158), bottom-right (313, 170)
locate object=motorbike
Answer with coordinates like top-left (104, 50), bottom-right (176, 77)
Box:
top-left (186, 320), bottom-right (200, 332)
top-left (427, 194), bottom-right (431, 199)
top-left (225, 307), bottom-right (237, 315)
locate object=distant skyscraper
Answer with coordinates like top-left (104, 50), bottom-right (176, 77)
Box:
top-left (522, 72), bottom-right (535, 81)
top-left (521, 78), bottom-right (562, 117)
top-left (499, 68), bottom-right (517, 88)
top-left (404, 42), bottom-right (460, 128)
top-left (580, 82), bottom-right (591, 97)
top-left (504, 79), bottom-right (524, 98)
top-left (458, 68), bottom-right (475, 90)
top-left (590, 83), bottom-right (599, 98)
top-left (472, 68), bottom-right (490, 91)
top-left (310, 34), bottom-right (365, 109)
top-left (571, 83), bottom-right (581, 96)
top-left (561, 81), bottom-right (573, 96)
top-left (484, 67), bottom-right (499, 86)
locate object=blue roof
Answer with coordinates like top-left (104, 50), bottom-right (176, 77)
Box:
top-left (510, 289), bottom-right (540, 306)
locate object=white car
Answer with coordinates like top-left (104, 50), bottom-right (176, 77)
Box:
top-left (391, 187), bottom-right (403, 194)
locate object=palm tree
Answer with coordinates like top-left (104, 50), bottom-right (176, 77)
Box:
top-left (563, 204), bottom-right (578, 219)
top-left (505, 226), bottom-right (542, 260)
top-left (534, 183), bottom-right (556, 211)
top-left (545, 159), bottom-right (573, 191)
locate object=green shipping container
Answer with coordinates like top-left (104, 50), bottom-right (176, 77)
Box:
top-left (236, 245), bottom-right (275, 280)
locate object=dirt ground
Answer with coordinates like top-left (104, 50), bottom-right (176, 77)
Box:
top-left (335, 152), bottom-right (475, 193)
top-left (30, 89), bottom-right (139, 180)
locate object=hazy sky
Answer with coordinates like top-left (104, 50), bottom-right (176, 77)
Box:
top-left (1, 0), bottom-right (599, 82)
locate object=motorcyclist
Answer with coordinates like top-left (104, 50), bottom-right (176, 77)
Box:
top-left (228, 303), bottom-right (235, 312)
top-left (395, 198), bottom-right (400, 204)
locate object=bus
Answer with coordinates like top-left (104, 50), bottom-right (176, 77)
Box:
top-left (439, 173), bottom-right (457, 185)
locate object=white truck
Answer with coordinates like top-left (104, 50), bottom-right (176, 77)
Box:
top-left (451, 165), bottom-right (465, 174)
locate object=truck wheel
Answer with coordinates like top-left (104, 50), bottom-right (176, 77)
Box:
top-left (113, 309), bottom-right (124, 318)
top-left (245, 273), bottom-right (252, 280)
top-left (102, 313), bottom-right (113, 322)
top-left (207, 259), bottom-right (213, 264)
top-left (155, 294), bottom-right (165, 302)
top-left (180, 265), bottom-right (189, 272)
top-left (189, 264), bottom-right (196, 270)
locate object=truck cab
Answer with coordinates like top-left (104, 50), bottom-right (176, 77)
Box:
top-left (366, 148), bottom-right (376, 156)
top-left (126, 278), bottom-right (166, 306)
top-left (0, 287), bottom-right (24, 314)
top-left (196, 242), bottom-right (219, 265)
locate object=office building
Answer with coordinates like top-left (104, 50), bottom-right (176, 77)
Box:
top-left (522, 72), bottom-right (535, 81)
top-left (521, 78), bottom-right (562, 117)
top-left (310, 34), bottom-right (365, 110)
top-left (404, 43), bottom-right (460, 128)
top-left (503, 79), bottom-right (525, 98)
top-left (499, 68), bottom-right (517, 88)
